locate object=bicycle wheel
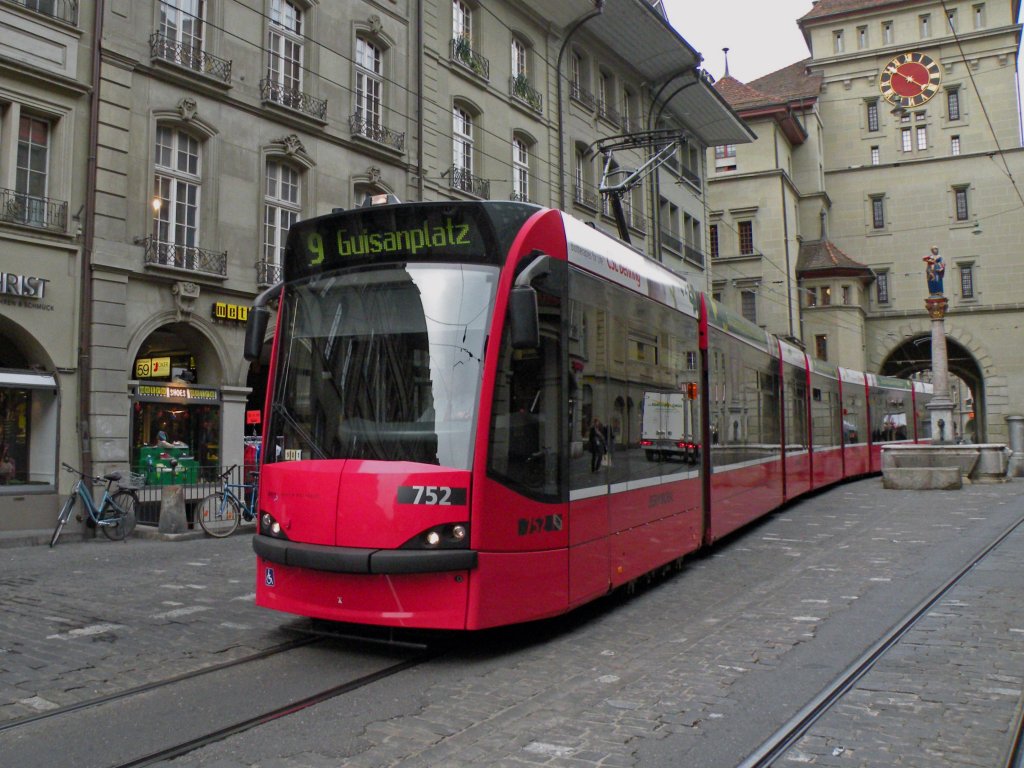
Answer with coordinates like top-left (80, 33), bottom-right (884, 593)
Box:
top-left (101, 490), bottom-right (138, 541)
top-left (196, 491), bottom-right (241, 538)
top-left (50, 493), bottom-right (77, 548)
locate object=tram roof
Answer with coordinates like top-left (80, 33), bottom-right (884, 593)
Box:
top-left (520, 0), bottom-right (755, 146)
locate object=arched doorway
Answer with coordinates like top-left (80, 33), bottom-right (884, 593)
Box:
top-left (878, 334), bottom-right (985, 443)
top-left (130, 322), bottom-right (224, 482)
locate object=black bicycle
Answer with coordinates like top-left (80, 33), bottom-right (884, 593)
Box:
top-left (50, 463), bottom-right (138, 547)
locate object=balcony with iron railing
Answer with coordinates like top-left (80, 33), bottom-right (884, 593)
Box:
top-left (140, 237), bottom-right (227, 277)
top-left (4, 0), bottom-right (77, 24)
top-left (510, 74), bottom-right (542, 113)
top-left (678, 164), bottom-right (702, 191)
top-left (509, 191), bottom-right (532, 204)
top-left (0, 188), bottom-right (67, 232)
top-left (661, 230), bottom-right (683, 255)
top-left (683, 243), bottom-right (705, 267)
top-left (255, 259), bottom-right (282, 288)
top-left (349, 112), bottom-right (406, 153)
top-left (260, 78), bottom-right (327, 122)
top-left (597, 101), bottom-right (622, 127)
top-left (573, 183), bottom-right (600, 211)
top-left (570, 82), bottom-right (597, 111)
top-left (149, 31), bottom-right (232, 84)
top-left (448, 165), bottom-right (490, 198)
top-left (450, 37), bottom-right (489, 80)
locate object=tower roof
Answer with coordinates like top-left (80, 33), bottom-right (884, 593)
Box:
top-left (797, 239), bottom-right (874, 279)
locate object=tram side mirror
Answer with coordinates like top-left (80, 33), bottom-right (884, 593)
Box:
top-left (244, 282), bottom-right (284, 361)
top-left (509, 286), bottom-right (540, 350)
top-left (244, 306), bottom-right (270, 361)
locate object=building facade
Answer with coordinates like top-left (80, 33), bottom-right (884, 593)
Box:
top-left (708, 0), bottom-right (1024, 444)
top-left (0, 0), bottom-right (750, 533)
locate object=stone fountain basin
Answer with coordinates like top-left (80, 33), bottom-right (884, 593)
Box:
top-left (881, 444), bottom-right (1010, 484)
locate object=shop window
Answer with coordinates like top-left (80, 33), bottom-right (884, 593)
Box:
top-left (132, 391), bottom-right (221, 483)
top-left (0, 373), bottom-right (58, 490)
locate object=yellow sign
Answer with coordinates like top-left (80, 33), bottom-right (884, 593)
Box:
top-left (212, 302), bottom-right (250, 323)
top-left (135, 357), bottom-right (172, 378)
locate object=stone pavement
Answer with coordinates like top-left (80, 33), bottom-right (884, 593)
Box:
top-left (1, 479), bottom-right (1023, 767)
top-left (0, 528), bottom-right (285, 723)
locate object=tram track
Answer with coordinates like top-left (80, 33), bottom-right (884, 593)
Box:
top-left (738, 510), bottom-right (1024, 768)
top-left (0, 634), bottom-right (319, 735)
top-left (112, 652), bottom-right (435, 768)
top-left (0, 631), bottom-right (439, 768)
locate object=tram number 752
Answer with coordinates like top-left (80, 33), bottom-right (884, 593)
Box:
top-left (397, 486), bottom-right (468, 505)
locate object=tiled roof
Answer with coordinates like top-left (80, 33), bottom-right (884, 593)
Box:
top-left (748, 60), bottom-right (823, 102)
top-left (713, 76), bottom-right (779, 110)
top-left (796, 239), bottom-right (873, 276)
top-left (714, 61), bottom-right (822, 110)
top-left (799, 0), bottom-right (901, 23)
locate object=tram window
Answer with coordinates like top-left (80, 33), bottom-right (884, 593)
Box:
top-left (488, 286), bottom-right (563, 499)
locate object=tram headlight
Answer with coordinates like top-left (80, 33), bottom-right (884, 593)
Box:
top-left (260, 511), bottom-right (287, 539)
top-left (401, 523), bottom-right (471, 549)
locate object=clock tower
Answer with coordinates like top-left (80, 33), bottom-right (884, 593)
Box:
top-left (794, 0), bottom-right (1024, 445)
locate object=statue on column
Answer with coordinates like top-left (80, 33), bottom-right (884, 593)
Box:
top-left (923, 245), bottom-right (945, 296)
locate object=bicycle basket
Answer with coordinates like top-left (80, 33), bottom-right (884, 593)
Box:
top-left (126, 471), bottom-right (147, 488)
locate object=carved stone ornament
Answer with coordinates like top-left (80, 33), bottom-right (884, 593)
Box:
top-left (367, 166), bottom-right (382, 184)
top-left (177, 97), bottom-right (199, 122)
top-left (275, 133), bottom-right (306, 156)
top-left (172, 281), bottom-right (200, 321)
top-left (369, 15), bottom-right (383, 35)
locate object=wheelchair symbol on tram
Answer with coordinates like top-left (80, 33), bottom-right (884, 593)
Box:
top-left (264, 567), bottom-right (275, 587)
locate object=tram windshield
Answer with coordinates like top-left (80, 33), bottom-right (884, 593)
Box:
top-left (267, 262), bottom-right (499, 470)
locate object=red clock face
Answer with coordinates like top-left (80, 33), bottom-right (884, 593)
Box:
top-left (879, 52), bottom-right (942, 107)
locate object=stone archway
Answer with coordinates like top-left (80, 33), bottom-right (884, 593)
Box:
top-left (877, 325), bottom-right (991, 442)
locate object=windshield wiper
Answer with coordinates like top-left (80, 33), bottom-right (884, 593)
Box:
top-left (271, 402), bottom-right (329, 460)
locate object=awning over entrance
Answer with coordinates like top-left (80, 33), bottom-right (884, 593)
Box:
top-left (0, 370), bottom-right (57, 389)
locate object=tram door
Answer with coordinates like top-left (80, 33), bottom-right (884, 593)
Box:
top-left (567, 270), bottom-right (612, 605)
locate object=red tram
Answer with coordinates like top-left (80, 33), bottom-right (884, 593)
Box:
top-left (243, 199), bottom-right (931, 630)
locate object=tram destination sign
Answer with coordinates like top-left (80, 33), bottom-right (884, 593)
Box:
top-left (284, 203), bottom-right (536, 280)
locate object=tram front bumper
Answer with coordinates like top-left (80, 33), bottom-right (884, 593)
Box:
top-left (253, 535), bottom-right (478, 574)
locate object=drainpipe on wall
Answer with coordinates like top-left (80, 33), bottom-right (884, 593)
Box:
top-left (79, 0), bottom-right (105, 480)
top-left (417, 0), bottom-right (425, 202)
top-left (556, 0), bottom-right (604, 211)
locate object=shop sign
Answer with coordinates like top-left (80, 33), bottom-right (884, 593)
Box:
top-left (134, 357), bottom-right (172, 378)
top-left (136, 383), bottom-right (219, 403)
top-left (246, 410), bottom-right (262, 425)
top-left (0, 272), bottom-right (53, 311)
top-left (212, 302), bottom-right (250, 324)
